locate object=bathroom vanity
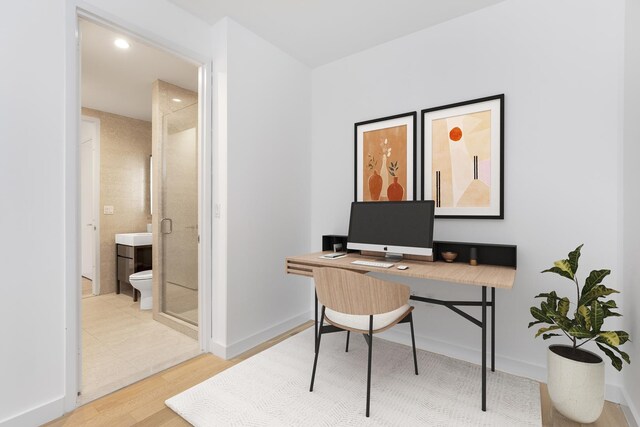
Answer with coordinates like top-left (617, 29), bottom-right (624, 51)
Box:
top-left (115, 233), bottom-right (152, 301)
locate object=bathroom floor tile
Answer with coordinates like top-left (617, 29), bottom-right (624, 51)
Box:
top-left (118, 302), bottom-right (155, 321)
top-left (82, 277), bottom-right (94, 298)
top-left (104, 293), bottom-right (138, 309)
top-left (79, 292), bottom-right (200, 405)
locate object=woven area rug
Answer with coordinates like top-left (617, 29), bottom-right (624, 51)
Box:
top-left (166, 327), bottom-right (541, 426)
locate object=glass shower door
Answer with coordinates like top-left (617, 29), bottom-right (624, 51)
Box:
top-left (160, 102), bottom-right (199, 325)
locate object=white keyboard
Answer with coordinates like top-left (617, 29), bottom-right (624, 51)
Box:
top-left (351, 260), bottom-right (394, 268)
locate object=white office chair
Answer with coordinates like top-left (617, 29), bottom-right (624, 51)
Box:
top-left (309, 267), bottom-right (418, 417)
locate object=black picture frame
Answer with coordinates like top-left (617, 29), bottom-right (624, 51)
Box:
top-left (421, 94), bottom-right (504, 219)
top-left (354, 112), bottom-right (417, 202)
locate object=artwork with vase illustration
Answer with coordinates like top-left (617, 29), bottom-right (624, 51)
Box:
top-left (354, 112), bottom-right (416, 202)
top-left (421, 95), bottom-right (504, 218)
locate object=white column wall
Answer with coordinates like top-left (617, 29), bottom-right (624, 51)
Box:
top-left (210, 17), bottom-right (230, 357)
top-left (623, 0), bottom-right (640, 424)
top-left (223, 19), bottom-right (312, 357)
top-left (311, 0), bottom-right (627, 400)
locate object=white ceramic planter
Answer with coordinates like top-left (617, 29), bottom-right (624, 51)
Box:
top-left (547, 345), bottom-right (605, 423)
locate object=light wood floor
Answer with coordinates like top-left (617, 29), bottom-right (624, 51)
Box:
top-left (46, 321), bottom-right (628, 427)
top-left (540, 383), bottom-right (628, 427)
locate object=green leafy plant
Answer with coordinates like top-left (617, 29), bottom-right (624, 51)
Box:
top-left (367, 154), bottom-right (377, 170)
top-left (388, 161), bottom-right (399, 177)
top-left (528, 244), bottom-right (631, 371)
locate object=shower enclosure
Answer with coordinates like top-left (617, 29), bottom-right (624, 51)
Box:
top-left (152, 80), bottom-right (199, 336)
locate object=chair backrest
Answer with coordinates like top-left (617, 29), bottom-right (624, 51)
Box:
top-left (313, 267), bottom-right (410, 315)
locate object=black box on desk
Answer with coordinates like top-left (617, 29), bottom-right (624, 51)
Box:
top-left (322, 235), bottom-right (350, 252)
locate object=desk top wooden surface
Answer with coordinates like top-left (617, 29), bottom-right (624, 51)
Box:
top-left (286, 251), bottom-right (516, 290)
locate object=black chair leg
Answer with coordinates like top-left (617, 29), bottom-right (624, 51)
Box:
top-left (366, 315), bottom-right (373, 417)
top-left (409, 312), bottom-right (418, 375)
top-left (345, 331), bottom-right (350, 352)
top-left (310, 306), bottom-right (326, 392)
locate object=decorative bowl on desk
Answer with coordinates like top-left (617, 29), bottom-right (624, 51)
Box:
top-left (441, 251), bottom-right (458, 263)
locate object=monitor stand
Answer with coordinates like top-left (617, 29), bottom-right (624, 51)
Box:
top-left (384, 252), bottom-right (404, 262)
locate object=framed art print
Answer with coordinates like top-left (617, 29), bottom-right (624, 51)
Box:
top-left (354, 112), bottom-right (416, 202)
top-left (421, 94), bottom-right (504, 218)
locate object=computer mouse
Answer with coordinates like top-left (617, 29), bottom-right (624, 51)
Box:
top-left (397, 265), bottom-right (409, 270)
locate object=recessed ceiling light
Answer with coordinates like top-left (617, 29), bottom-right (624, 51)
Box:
top-left (172, 98), bottom-right (182, 103)
top-left (114, 38), bottom-right (130, 49)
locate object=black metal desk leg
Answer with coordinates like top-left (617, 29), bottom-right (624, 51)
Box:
top-left (491, 287), bottom-right (495, 372)
top-left (482, 286), bottom-right (487, 412)
top-left (315, 291), bottom-right (318, 352)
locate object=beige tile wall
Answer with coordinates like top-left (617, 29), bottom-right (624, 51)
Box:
top-left (82, 108), bottom-right (152, 295)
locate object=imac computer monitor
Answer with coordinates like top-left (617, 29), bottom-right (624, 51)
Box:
top-left (347, 201), bottom-right (435, 259)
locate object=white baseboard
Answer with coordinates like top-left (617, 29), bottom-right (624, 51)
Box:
top-left (210, 340), bottom-right (227, 359)
top-left (621, 388), bottom-right (640, 427)
top-left (217, 311), bottom-right (312, 359)
top-left (0, 396), bottom-right (64, 427)
top-left (605, 384), bottom-right (624, 405)
top-left (379, 328), bottom-right (625, 404)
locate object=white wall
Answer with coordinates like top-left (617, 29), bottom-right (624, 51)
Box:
top-left (623, 0), bottom-right (640, 423)
top-left (0, 1), bottom-right (211, 425)
top-left (311, 0), bottom-right (627, 400)
top-left (0, 2), bottom-right (67, 424)
top-left (222, 19), bottom-right (313, 357)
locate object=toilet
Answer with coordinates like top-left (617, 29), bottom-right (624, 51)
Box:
top-left (129, 270), bottom-right (153, 310)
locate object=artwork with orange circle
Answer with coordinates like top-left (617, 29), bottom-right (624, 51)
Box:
top-left (432, 110), bottom-right (491, 208)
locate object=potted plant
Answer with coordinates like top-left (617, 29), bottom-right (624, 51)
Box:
top-left (529, 244), bottom-right (631, 423)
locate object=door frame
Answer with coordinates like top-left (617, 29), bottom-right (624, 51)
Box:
top-left (64, 3), bottom-right (213, 412)
top-left (80, 115), bottom-right (101, 294)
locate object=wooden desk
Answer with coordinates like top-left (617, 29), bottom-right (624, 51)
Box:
top-left (286, 251), bottom-right (516, 412)
top-left (286, 251), bottom-right (515, 289)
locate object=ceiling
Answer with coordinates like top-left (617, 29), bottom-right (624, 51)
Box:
top-left (81, 19), bottom-right (198, 122)
top-left (168, 0), bottom-right (506, 67)
top-left (81, 2), bottom-right (506, 120)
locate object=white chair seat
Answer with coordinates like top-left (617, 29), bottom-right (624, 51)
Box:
top-left (325, 304), bottom-right (411, 332)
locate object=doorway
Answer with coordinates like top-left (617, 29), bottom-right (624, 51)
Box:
top-left (76, 15), bottom-right (206, 404)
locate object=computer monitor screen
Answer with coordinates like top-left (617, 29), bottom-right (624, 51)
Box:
top-left (347, 201), bottom-right (435, 258)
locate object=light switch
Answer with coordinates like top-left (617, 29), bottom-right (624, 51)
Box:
top-left (104, 205), bottom-right (114, 215)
